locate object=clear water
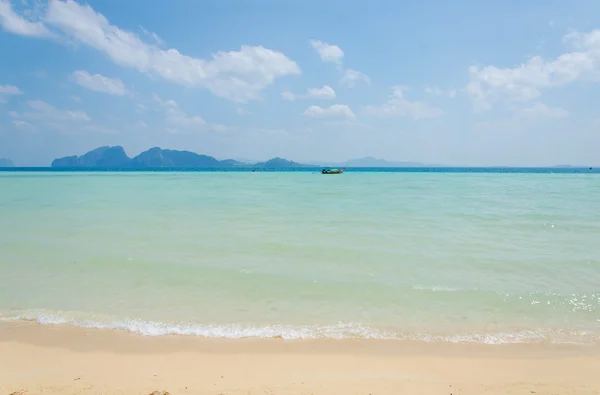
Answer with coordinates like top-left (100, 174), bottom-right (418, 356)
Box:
top-left (1, 171), bottom-right (599, 343)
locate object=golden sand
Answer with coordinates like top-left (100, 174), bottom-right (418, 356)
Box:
top-left (1, 321), bottom-right (599, 394)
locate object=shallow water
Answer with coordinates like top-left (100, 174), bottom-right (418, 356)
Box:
top-left (1, 171), bottom-right (599, 343)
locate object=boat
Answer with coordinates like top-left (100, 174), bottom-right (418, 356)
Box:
top-left (321, 167), bottom-right (345, 174)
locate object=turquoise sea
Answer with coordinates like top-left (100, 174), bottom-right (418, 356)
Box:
top-left (1, 170), bottom-right (599, 344)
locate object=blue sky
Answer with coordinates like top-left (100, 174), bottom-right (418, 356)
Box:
top-left (1, 0), bottom-right (599, 166)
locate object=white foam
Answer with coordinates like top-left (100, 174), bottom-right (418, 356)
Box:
top-left (411, 285), bottom-right (461, 292)
top-left (1, 310), bottom-right (598, 345)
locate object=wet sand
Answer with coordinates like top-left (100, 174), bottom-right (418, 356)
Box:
top-left (1, 321), bottom-right (599, 395)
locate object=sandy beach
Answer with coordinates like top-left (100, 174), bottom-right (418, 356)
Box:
top-left (1, 321), bottom-right (599, 395)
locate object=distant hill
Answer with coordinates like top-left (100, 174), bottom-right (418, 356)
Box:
top-left (343, 157), bottom-right (426, 167)
top-left (51, 146), bottom-right (309, 168)
top-left (51, 146), bottom-right (245, 168)
top-left (51, 146), bottom-right (131, 168)
top-left (308, 157), bottom-right (427, 167)
top-left (131, 147), bottom-right (229, 168)
top-left (253, 157), bottom-right (308, 168)
top-left (0, 158), bottom-right (14, 167)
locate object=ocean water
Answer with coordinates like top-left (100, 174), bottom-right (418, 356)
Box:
top-left (1, 170), bottom-right (599, 344)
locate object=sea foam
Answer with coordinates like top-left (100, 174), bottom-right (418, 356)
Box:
top-left (2, 310), bottom-right (598, 345)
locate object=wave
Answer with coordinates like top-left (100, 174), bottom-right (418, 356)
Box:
top-left (2, 309), bottom-right (598, 345)
top-left (411, 285), bottom-right (462, 292)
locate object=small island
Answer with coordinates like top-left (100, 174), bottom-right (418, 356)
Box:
top-left (51, 146), bottom-right (309, 169)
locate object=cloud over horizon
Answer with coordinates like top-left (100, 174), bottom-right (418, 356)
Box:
top-left (0, 0), bottom-right (599, 166)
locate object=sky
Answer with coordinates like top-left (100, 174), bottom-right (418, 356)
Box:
top-left (1, 0), bottom-right (600, 166)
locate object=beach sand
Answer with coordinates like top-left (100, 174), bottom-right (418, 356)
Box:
top-left (1, 321), bottom-right (599, 395)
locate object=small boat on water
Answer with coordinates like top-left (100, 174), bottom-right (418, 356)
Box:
top-left (321, 167), bottom-right (345, 174)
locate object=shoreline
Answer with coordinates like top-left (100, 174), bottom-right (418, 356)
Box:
top-left (2, 321), bottom-right (600, 394)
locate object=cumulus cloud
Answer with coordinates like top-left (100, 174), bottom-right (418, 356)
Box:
top-left (0, 84), bottom-right (23, 103)
top-left (364, 86), bottom-right (444, 120)
top-left (24, 99), bottom-right (90, 121)
top-left (0, 84), bottom-right (23, 95)
top-left (341, 69), bottom-right (370, 87)
top-left (10, 98), bottom-right (122, 133)
top-left (8, 99), bottom-right (97, 133)
top-left (152, 93), bottom-right (236, 132)
top-left (281, 85), bottom-right (336, 101)
top-left (42, 0), bottom-right (300, 102)
top-left (303, 104), bottom-right (356, 119)
top-left (1, 0), bottom-right (301, 103)
top-left (0, 0), bottom-right (53, 37)
top-left (71, 70), bottom-right (126, 95)
top-left (309, 40), bottom-right (344, 64)
top-left (309, 39), bottom-right (369, 88)
top-left (466, 29), bottom-right (600, 111)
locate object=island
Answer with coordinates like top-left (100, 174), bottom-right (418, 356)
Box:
top-left (343, 156), bottom-right (426, 167)
top-left (253, 157), bottom-right (306, 168)
top-left (0, 158), bottom-right (14, 167)
top-left (51, 146), bottom-right (309, 169)
top-left (307, 156), bottom-right (428, 168)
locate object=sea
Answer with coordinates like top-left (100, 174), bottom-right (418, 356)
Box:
top-left (1, 168), bottom-right (599, 344)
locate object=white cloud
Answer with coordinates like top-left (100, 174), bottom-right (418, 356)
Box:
top-left (0, 84), bottom-right (23, 103)
top-left (307, 85), bottom-right (336, 99)
top-left (236, 107), bottom-right (250, 115)
top-left (70, 70), bottom-right (126, 96)
top-left (424, 85), bottom-right (457, 98)
top-left (0, 84), bottom-right (23, 94)
top-left (40, 0), bottom-right (299, 102)
top-left (69, 95), bottom-right (82, 102)
top-left (168, 114), bottom-right (206, 127)
top-left (309, 39), bottom-right (369, 88)
top-left (11, 99), bottom-right (120, 133)
top-left (8, 110), bottom-right (18, 117)
top-left (11, 99), bottom-right (95, 133)
top-left (135, 120), bottom-right (147, 129)
top-left (139, 25), bottom-right (164, 46)
top-left (281, 85), bottom-right (336, 101)
top-left (309, 40), bottom-right (344, 64)
top-left (466, 29), bottom-right (600, 111)
top-left (515, 102), bottom-right (569, 120)
top-left (364, 86), bottom-right (444, 120)
top-left (303, 104), bottom-right (356, 119)
top-left (281, 91), bottom-right (296, 101)
top-left (152, 93), bottom-right (179, 115)
top-left (152, 92), bottom-right (235, 132)
top-left (341, 68), bottom-right (370, 87)
top-left (13, 119), bottom-right (32, 127)
top-left (24, 99), bottom-right (90, 121)
top-left (0, 0), bottom-right (53, 37)
top-left (135, 103), bottom-right (147, 114)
